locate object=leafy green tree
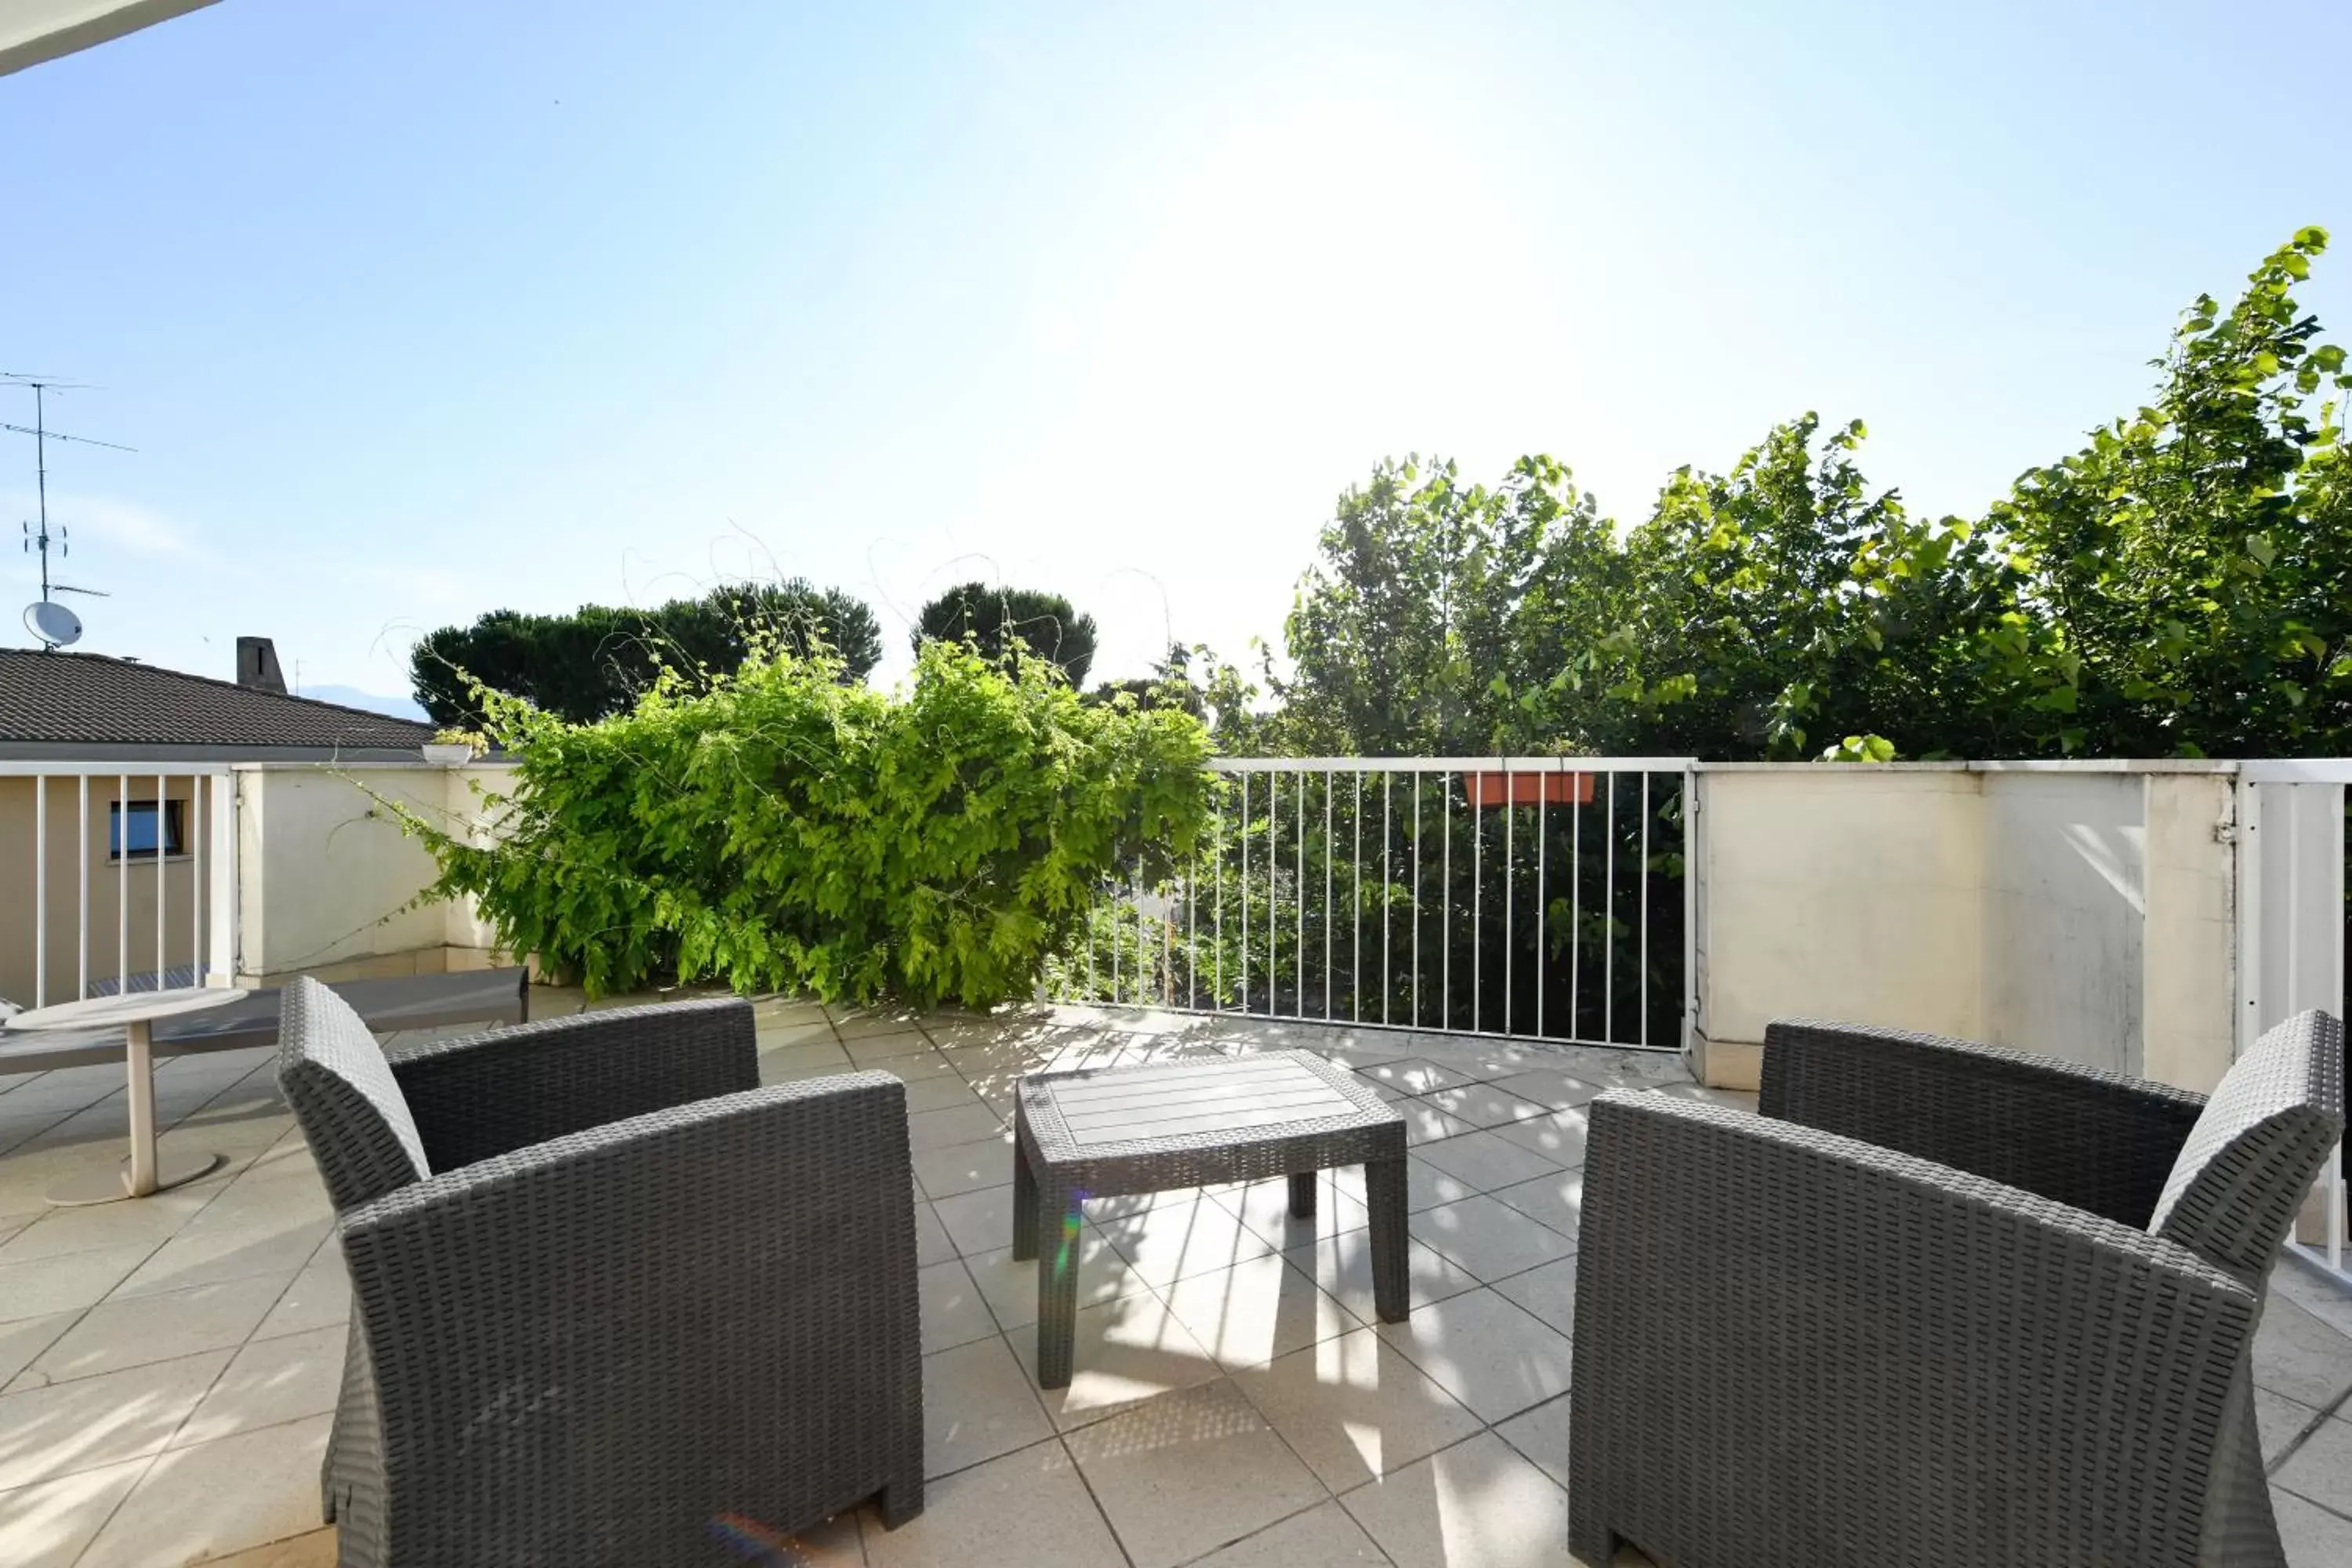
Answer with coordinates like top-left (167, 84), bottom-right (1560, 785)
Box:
top-left (1994, 226), bottom-right (2352, 757)
top-left (1595, 416), bottom-right (2063, 760)
top-left (914, 583), bottom-right (1098, 687)
top-left (1282, 455), bottom-right (1624, 754)
top-left (1279, 228), bottom-right (2350, 764)
top-left (411, 579), bottom-right (882, 728)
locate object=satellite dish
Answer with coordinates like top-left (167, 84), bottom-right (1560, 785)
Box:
top-left (24, 600), bottom-right (82, 648)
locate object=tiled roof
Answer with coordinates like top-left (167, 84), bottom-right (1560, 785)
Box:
top-left (0, 649), bottom-right (434, 752)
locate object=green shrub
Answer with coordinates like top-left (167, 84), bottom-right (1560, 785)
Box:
top-left (404, 640), bottom-right (1214, 1005)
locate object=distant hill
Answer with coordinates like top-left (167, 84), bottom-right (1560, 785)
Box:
top-left (300, 684), bottom-right (429, 721)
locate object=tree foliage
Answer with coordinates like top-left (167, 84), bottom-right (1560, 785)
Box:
top-left (411, 579), bottom-right (883, 728)
top-left (1279, 227), bottom-right (2352, 762)
top-left (1280, 456), bottom-right (1624, 755)
top-left (914, 582), bottom-right (1099, 688)
top-left (400, 641), bottom-right (1213, 1005)
top-left (1995, 226), bottom-right (2352, 756)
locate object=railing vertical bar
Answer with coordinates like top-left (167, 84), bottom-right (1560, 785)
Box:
top-left (1537, 766), bottom-right (1548, 1040)
top-left (1442, 771), bottom-right (1453, 1031)
top-left (1322, 771), bottom-right (1332, 1020)
top-left (1186, 829), bottom-right (1197, 1009)
top-left (1383, 772), bottom-right (1393, 1026)
top-left (155, 774), bottom-right (167, 990)
top-left (1135, 854), bottom-right (1147, 1007)
top-left (1472, 768), bottom-right (1483, 1036)
top-left (1604, 771), bottom-right (1617, 1046)
top-left (1504, 761), bottom-right (1515, 1037)
top-left (1570, 776), bottom-right (1581, 1042)
top-left (191, 773), bottom-right (205, 986)
top-left (1409, 775), bottom-right (1418, 1026)
top-left (1352, 769), bottom-right (1363, 1024)
top-left (1214, 786), bottom-right (1225, 1011)
top-left (207, 767), bottom-right (234, 987)
top-left (1240, 772), bottom-right (1250, 1014)
top-left (117, 771), bottom-right (129, 993)
top-left (2329, 1139), bottom-right (2345, 1273)
top-left (1266, 769), bottom-right (1278, 1017)
top-left (1683, 766), bottom-right (1700, 1057)
top-left (1640, 771), bottom-right (1652, 1047)
top-left (1109, 858), bottom-right (1120, 1004)
top-left (77, 775), bottom-right (89, 1000)
top-left (32, 775), bottom-right (46, 1009)
top-left (1298, 771), bottom-right (1317, 1020)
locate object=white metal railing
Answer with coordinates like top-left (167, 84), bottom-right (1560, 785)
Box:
top-left (2235, 761), bottom-right (2350, 1288)
top-left (1052, 757), bottom-right (1696, 1053)
top-left (2, 762), bottom-right (236, 1008)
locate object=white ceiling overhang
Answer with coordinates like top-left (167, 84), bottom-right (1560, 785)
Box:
top-left (1, 0), bottom-right (221, 78)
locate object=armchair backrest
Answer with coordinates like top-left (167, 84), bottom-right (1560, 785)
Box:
top-left (277, 975), bottom-right (432, 1209)
top-left (2148, 1008), bottom-right (2345, 1284)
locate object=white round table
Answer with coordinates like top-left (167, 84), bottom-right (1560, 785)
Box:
top-left (4, 986), bottom-right (252, 1205)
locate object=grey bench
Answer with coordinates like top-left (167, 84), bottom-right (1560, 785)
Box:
top-left (0, 967), bottom-right (529, 1076)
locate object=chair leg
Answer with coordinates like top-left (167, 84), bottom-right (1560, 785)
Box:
top-left (1036, 1177), bottom-right (1083, 1388)
top-left (1567, 1515), bottom-right (1624, 1568)
top-left (1366, 1156), bottom-right (1410, 1323)
top-left (1011, 1145), bottom-right (1040, 1261)
top-left (1287, 1171), bottom-right (1317, 1219)
top-left (877, 1475), bottom-right (925, 1529)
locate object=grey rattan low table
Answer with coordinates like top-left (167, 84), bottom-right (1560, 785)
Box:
top-left (1013, 1048), bottom-right (1410, 1387)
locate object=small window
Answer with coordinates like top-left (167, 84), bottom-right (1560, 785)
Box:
top-left (109, 800), bottom-right (184, 861)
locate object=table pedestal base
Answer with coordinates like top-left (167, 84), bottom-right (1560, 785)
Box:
top-left (47, 1149), bottom-right (224, 1207)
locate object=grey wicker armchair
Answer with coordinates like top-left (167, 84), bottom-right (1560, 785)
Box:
top-left (1568, 1009), bottom-right (2344, 1568)
top-left (275, 977), bottom-right (924, 1567)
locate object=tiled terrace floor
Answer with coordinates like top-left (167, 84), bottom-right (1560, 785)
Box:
top-left (2, 993), bottom-right (2350, 1566)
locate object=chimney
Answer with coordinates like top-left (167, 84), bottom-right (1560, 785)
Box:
top-left (235, 636), bottom-right (288, 695)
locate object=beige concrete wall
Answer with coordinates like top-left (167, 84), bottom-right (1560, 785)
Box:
top-left (2140, 774), bottom-right (2238, 1093)
top-left (1694, 764), bottom-right (2239, 1094)
top-left (0, 774), bottom-right (209, 1007)
top-left (1980, 771), bottom-right (2143, 1073)
top-left (234, 764), bottom-right (510, 984)
top-left (1698, 768), bottom-right (1986, 1052)
top-left (437, 764), bottom-right (511, 955)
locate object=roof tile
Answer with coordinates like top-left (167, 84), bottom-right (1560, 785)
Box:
top-left (0, 649), bottom-right (434, 751)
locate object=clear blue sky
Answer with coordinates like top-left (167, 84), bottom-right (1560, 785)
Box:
top-left (3, 0), bottom-right (2346, 700)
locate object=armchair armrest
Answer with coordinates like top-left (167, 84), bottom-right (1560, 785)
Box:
top-left (386, 996), bottom-right (759, 1173)
top-left (1568, 1090), bottom-right (2256, 1568)
top-left (339, 1071), bottom-right (921, 1559)
top-left (1760, 1018), bottom-right (2208, 1226)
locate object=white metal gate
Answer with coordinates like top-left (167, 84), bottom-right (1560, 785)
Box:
top-left (2235, 761), bottom-right (2349, 1284)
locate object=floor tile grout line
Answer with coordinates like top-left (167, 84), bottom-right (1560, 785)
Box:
top-left (4, 1269), bottom-right (327, 1396)
top-left (0, 1334), bottom-right (303, 1528)
top-left (60, 1443), bottom-right (168, 1568)
top-left (64, 1410), bottom-right (344, 1568)
top-left (1487, 1387), bottom-right (1573, 1484)
top-left (1055, 1425), bottom-right (1140, 1568)
top-left (0, 1137), bottom-right (273, 1392)
top-left (1167, 1483), bottom-right (1363, 1568)
top-left (2274, 1473), bottom-right (2352, 1528)
top-left (2264, 1396), bottom-right (2342, 1477)
top-left (915, 1422), bottom-right (1065, 1489)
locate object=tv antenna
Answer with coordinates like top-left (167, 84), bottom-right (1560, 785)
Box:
top-left (5, 375), bottom-right (129, 648)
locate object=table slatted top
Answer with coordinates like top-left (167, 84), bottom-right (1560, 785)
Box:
top-left (1022, 1050), bottom-right (1395, 1154)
